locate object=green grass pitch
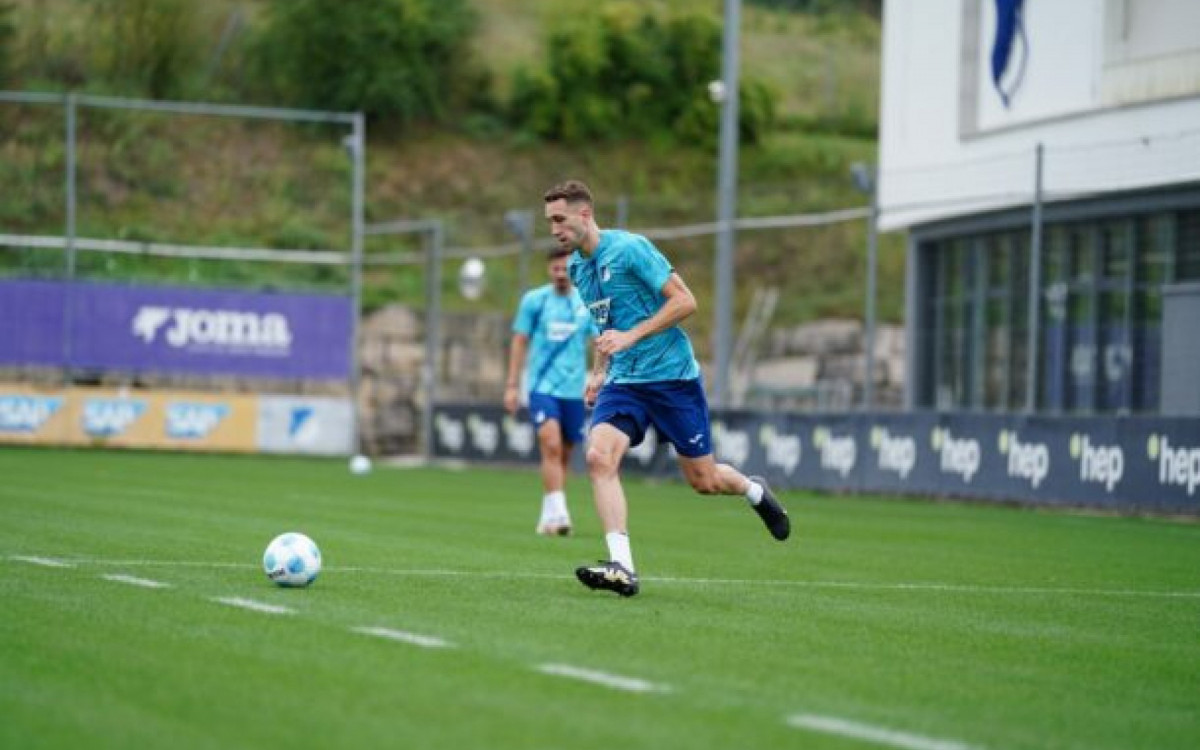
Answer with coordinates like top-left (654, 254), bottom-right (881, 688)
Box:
top-left (2, 447), bottom-right (1198, 750)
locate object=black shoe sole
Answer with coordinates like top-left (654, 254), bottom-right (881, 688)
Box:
top-left (575, 566), bottom-right (640, 597)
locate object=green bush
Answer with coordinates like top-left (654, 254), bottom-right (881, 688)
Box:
top-left (252, 0), bottom-right (483, 123)
top-left (0, 1), bottom-right (13, 85)
top-left (93, 0), bottom-right (202, 98)
top-left (509, 2), bottom-right (775, 147)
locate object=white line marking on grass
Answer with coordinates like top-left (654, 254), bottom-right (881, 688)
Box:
top-left (101, 573), bottom-right (171, 589)
top-left (11, 555), bottom-right (1200, 600)
top-left (212, 597), bottom-right (294, 615)
top-left (350, 626), bottom-right (452, 649)
top-left (786, 714), bottom-right (980, 750)
top-left (536, 663), bottom-right (670, 694)
top-left (10, 555), bottom-right (74, 568)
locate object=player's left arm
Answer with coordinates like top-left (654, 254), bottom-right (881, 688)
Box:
top-left (595, 273), bottom-right (696, 355)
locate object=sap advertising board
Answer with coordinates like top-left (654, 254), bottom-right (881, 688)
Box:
top-left (0, 280), bottom-right (352, 379)
top-left (431, 405), bottom-right (1200, 514)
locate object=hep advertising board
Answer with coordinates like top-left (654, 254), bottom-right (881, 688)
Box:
top-left (0, 280), bottom-right (352, 379)
top-left (429, 403), bottom-right (1200, 515)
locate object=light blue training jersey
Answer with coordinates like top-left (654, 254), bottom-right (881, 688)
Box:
top-left (512, 284), bottom-right (596, 398)
top-left (568, 229), bottom-right (701, 384)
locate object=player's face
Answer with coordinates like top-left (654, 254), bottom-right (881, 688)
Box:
top-left (548, 256), bottom-right (570, 292)
top-left (544, 198), bottom-right (588, 251)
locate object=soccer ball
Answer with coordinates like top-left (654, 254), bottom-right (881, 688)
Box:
top-left (262, 532), bottom-right (322, 587)
top-left (458, 257), bottom-right (485, 300)
top-left (349, 454), bottom-right (372, 475)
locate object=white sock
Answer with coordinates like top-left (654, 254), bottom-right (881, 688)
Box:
top-left (540, 493), bottom-right (556, 523)
top-left (547, 490), bottom-right (568, 521)
top-left (745, 480), bottom-right (764, 506)
top-left (605, 532), bottom-right (634, 572)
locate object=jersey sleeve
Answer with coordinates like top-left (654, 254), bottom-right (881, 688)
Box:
top-left (512, 290), bottom-right (539, 335)
top-left (627, 235), bottom-right (673, 294)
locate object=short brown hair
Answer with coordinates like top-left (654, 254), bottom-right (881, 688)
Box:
top-left (547, 247), bottom-right (571, 260)
top-left (543, 180), bottom-right (593, 207)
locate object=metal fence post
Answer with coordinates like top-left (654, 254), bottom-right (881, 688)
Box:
top-left (62, 92), bottom-right (78, 384)
top-left (1024, 143), bottom-right (1045, 413)
top-left (348, 113), bottom-right (366, 456)
top-left (712, 0), bottom-right (742, 408)
top-left (422, 221), bottom-right (444, 461)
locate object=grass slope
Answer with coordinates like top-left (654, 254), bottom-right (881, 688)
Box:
top-left (4, 447), bottom-right (1196, 749)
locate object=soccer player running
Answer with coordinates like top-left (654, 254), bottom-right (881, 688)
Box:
top-left (542, 180), bottom-right (790, 598)
top-left (504, 247), bottom-right (598, 536)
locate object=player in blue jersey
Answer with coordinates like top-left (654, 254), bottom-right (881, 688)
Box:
top-left (542, 180), bottom-right (791, 597)
top-left (504, 247), bottom-right (598, 536)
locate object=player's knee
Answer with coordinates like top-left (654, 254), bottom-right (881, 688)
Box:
top-left (687, 470), bottom-right (723, 495)
top-left (585, 444), bottom-right (620, 479)
top-left (540, 437), bottom-right (563, 462)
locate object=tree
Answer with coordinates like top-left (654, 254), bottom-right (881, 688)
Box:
top-left (254, 0), bottom-right (482, 123)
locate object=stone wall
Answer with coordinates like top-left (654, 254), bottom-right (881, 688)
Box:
top-left (744, 318), bottom-right (905, 411)
top-left (357, 304), bottom-right (508, 456)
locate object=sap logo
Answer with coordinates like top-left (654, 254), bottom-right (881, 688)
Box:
top-left (0, 395), bottom-right (63, 433)
top-left (1070, 433), bottom-right (1123, 493)
top-left (813, 427), bottom-right (856, 478)
top-left (1148, 434), bottom-right (1200, 496)
top-left (503, 415), bottom-right (535, 456)
top-left (466, 414), bottom-right (499, 455)
top-left (871, 426), bottom-right (916, 479)
top-left (435, 414), bottom-right (465, 453)
top-left (627, 427), bottom-right (658, 467)
top-left (132, 306), bottom-right (292, 351)
top-left (999, 430), bottom-right (1050, 488)
top-left (288, 407), bottom-right (320, 445)
top-left (931, 427), bottom-right (980, 483)
top-left (713, 421), bottom-right (749, 466)
top-left (165, 403), bottom-right (230, 439)
top-left (82, 398), bottom-right (147, 437)
top-left (758, 424), bottom-right (801, 474)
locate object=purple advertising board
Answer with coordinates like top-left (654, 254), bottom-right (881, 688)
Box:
top-left (0, 280), bottom-right (352, 380)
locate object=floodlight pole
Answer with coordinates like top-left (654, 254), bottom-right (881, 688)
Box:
top-left (712, 0), bottom-right (741, 408)
top-left (63, 92), bottom-right (78, 384)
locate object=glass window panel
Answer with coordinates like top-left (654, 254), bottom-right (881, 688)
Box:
top-left (1177, 209), bottom-right (1200, 280)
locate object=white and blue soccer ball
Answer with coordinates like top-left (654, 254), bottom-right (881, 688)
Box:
top-left (263, 532), bottom-right (322, 587)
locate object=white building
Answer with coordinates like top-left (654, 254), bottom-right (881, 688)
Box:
top-left (879, 0), bottom-right (1200, 413)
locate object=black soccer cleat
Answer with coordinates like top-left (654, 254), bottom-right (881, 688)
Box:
top-left (749, 476), bottom-right (791, 541)
top-left (575, 560), bottom-right (640, 597)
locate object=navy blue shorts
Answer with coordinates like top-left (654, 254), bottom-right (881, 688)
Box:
top-left (528, 393), bottom-right (587, 445)
top-left (590, 379), bottom-right (712, 458)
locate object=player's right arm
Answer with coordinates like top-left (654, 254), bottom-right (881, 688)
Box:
top-left (585, 347), bottom-right (610, 407)
top-left (504, 332), bottom-right (529, 414)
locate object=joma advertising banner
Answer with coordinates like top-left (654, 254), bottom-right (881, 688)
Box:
top-left (430, 403), bottom-right (1200, 515)
top-left (0, 280), bottom-right (352, 379)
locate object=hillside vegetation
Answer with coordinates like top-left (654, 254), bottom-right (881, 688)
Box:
top-left (0, 0), bottom-right (900, 355)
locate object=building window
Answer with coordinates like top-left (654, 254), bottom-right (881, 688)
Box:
top-left (920, 204), bottom-right (1199, 414)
